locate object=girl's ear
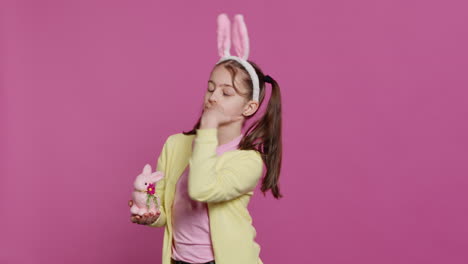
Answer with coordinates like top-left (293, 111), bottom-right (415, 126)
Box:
top-left (217, 13), bottom-right (231, 58)
top-left (232, 14), bottom-right (250, 60)
top-left (243, 100), bottom-right (259, 117)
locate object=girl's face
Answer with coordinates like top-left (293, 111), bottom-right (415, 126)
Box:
top-left (204, 65), bottom-right (258, 123)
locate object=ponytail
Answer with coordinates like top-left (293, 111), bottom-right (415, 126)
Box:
top-left (238, 72), bottom-right (283, 199)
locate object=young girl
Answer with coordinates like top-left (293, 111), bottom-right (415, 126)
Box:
top-left (128, 14), bottom-right (282, 264)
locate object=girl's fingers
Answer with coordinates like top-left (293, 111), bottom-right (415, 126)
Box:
top-left (144, 213), bottom-right (153, 225)
top-left (138, 216), bottom-right (145, 225)
top-left (130, 214), bottom-right (140, 223)
top-left (148, 215), bottom-right (157, 225)
top-left (132, 215), bottom-right (140, 224)
top-left (128, 200), bottom-right (133, 207)
top-left (144, 215), bottom-right (152, 225)
top-left (129, 211), bottom-right (160, 225)
top-left (130, 214), bottom-right (145, 225)
top-left (145, 217), bottom-right (152, 225)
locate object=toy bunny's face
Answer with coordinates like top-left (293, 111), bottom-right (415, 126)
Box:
top-left (133, 164), bottom-right (164, 191)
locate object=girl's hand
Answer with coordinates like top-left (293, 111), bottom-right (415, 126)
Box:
top-left (128, 199), bottom-right (161, 225)
top-left (201, 103), bottom-right (243, 128)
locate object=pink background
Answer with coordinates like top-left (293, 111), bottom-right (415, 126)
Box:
top-left (2, 0), bottom-right (468, 263)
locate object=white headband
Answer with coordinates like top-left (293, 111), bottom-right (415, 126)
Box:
top-left (215, 14), bottom-right (260, 102)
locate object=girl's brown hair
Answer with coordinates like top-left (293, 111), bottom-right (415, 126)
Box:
top-left (182, 59), bottom-right (283, 199)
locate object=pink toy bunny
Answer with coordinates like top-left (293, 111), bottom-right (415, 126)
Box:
top-left (130, 164), bottom-right (164, 216)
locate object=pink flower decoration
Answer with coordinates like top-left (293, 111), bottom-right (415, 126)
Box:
top-left (147, 183), bottom-right (156, 195)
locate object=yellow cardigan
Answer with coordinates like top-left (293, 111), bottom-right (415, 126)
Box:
top-left (149, 128), bottom-right (264, 264)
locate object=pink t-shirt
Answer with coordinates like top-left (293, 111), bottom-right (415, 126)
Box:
top-left (171, 133), bottom-right (244, 263)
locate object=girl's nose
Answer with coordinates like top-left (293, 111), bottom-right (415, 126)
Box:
top-left (209, 93), bottom-right (218, 103)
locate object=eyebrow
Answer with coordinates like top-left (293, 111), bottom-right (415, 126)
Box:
top-left (208, 80), bottom-right (233, 87)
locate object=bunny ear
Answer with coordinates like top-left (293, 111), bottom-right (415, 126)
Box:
top-left (143, 164), bottom-right (152, 175)
top-left (217, 13), bottom-right (231, 58)
top-left (150, 171), bottom-right (164, 183)
top-left (232, 14), bottom-right (250, 60)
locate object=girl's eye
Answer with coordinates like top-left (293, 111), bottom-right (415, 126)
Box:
top-left (206, 87), bottom-right (230, 96)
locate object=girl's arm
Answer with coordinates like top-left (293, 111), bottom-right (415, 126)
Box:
top-left (148, 136), bottom-right (171, 227)
top-left (188, 128), bottom-right (263, 203)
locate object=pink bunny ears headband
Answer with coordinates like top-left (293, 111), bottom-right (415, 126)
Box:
top-left (216, 13), bottom-right (273, 103)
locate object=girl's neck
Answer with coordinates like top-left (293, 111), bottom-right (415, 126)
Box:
top-left (216, 121), bottom-right (243, 146)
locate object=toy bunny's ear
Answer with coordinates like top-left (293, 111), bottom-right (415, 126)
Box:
top-left (143, 164), bottom-right (152, 175)
top-left (150, 171), bottom-right (164, 183)
top-left (232, 14), bottom-right (250, 60)
top-left (217, 13), bottom-right (231, 58)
